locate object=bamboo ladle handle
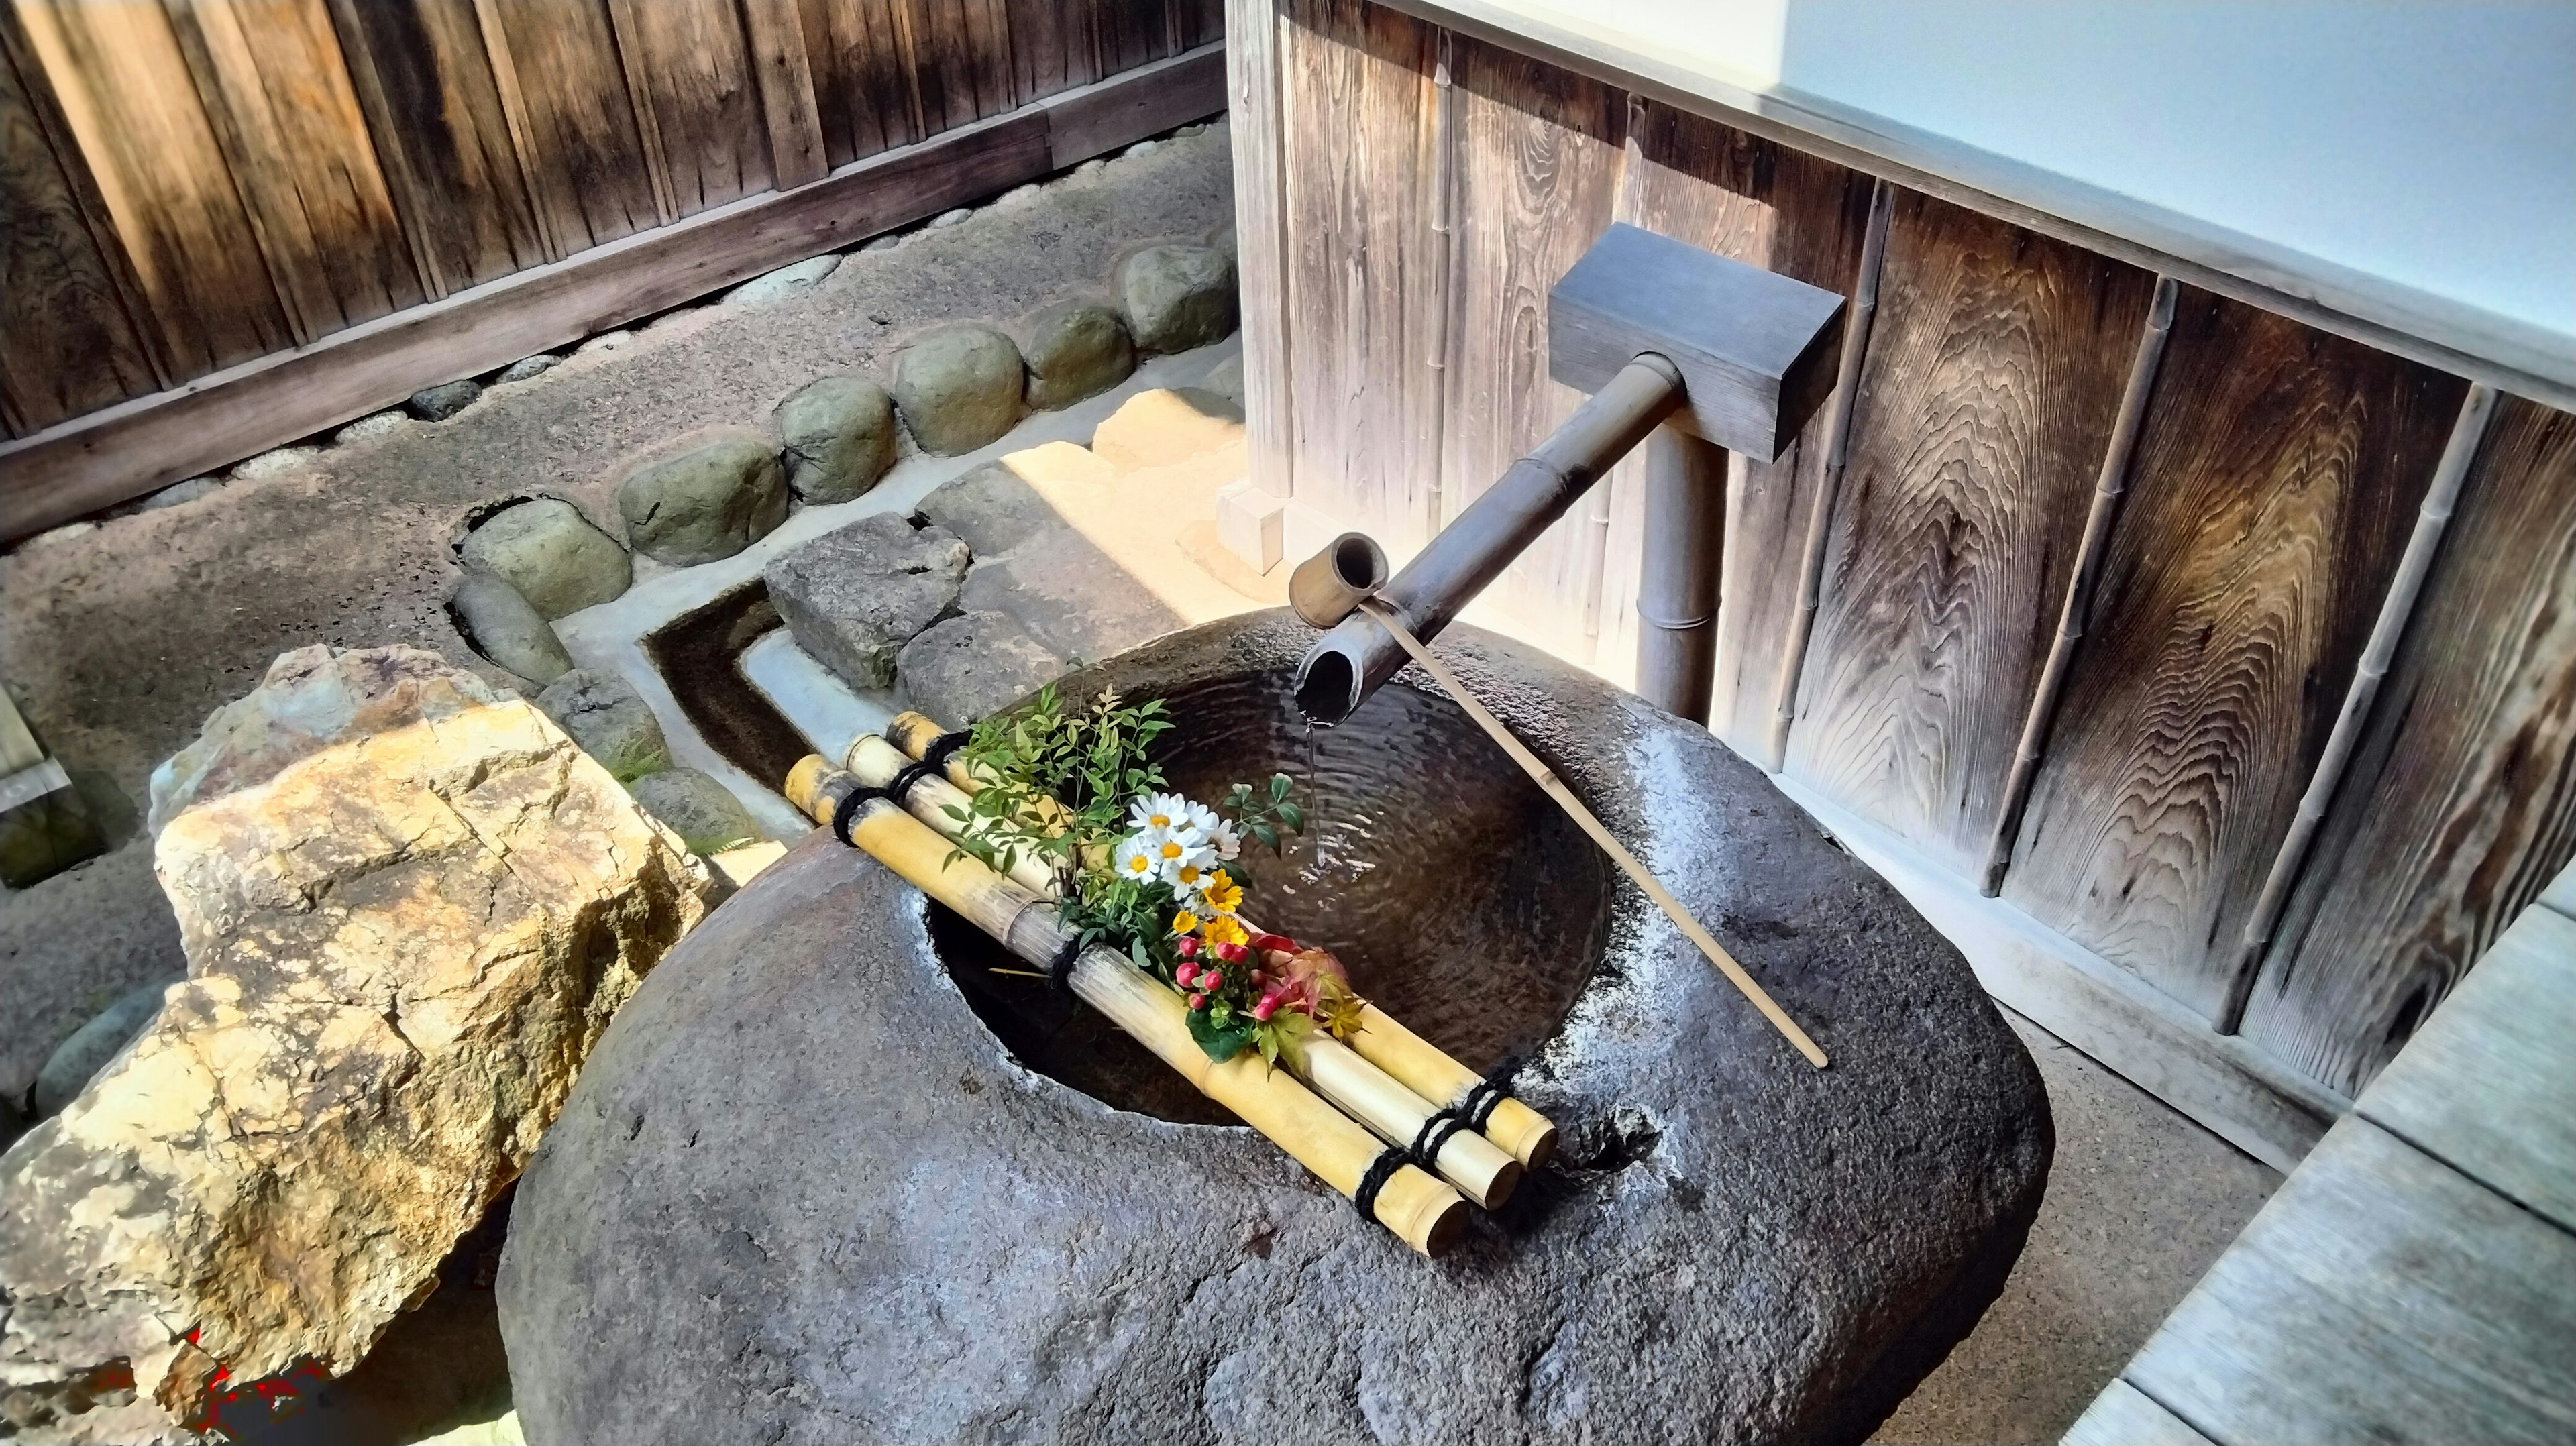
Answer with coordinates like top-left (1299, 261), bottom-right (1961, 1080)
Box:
top-left (1354, 598), bottom-right (1829, 1068)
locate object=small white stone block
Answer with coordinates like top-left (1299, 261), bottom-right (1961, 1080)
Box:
top-left (1214, 480), bottom-right (1285, 574)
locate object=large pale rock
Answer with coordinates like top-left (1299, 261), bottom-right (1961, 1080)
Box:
top-left (889, 326), bottom-right (1024, 456)
top-left (458, 499), bottom-right (631, 619)
top-left (775, 376), bottom-right (898, 504)
top-left (30, 983), bottom-right (166, 1119)
top-left (148, 645), bottom-right (505, 835)
top-left (0, 683), bottom-right (717, 1441)
top-left (1118, 243), bottom-right (1237, 353)
top-left (616, 435), bottom-right (789, 567)
top-left (500, 612), bottom-right (2049, 1446)
top-left (762, 513), bottom-right (969, 691)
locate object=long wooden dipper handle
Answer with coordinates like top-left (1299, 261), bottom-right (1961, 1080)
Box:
top-left (1354, 600), bottom-right (1830, 1069)
top-left (784, 759), bottom-right (1470, 1256)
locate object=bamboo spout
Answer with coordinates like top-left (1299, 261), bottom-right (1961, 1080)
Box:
top-left (1294, 353), bottom-right (1683, 726)
top-left (785, 759), bottom-right (1469, 1257)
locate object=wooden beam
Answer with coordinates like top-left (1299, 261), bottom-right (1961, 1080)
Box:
top-left (0, 42), bottom-right (1225, 543)
top-left (1773, 771), bottom-right (2346, 1172)
top-left (739, 0), bottom-right (830, 189)
top-left (1225, 0), bottom-right (1292, 498)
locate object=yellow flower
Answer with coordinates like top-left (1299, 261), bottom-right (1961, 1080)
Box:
top-left (1171, 910), bottom-right (1200, 936)
top-left (1200, 870), bottom-right (1242, 913)
top-left (1201, 913), bottom-right (1248, 948)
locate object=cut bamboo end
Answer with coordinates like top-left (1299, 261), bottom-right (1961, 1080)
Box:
top-left (1351, 1004), bottom-right (1558, 1170)
top-left (784, 754), bottom-right (837, 820)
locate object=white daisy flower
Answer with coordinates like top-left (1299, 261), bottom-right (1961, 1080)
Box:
top-left (1148, 829), bottom-right (1214, 887)
top-left (1127, 792), bottom-right (1195, 839)
top-left (1208, 821), bottom-right (1242, 861)
top-left (1171, 856), bottom-right (1212, 894)
top-left (1181, 799), bottom-right (1224, 842)
top-left (1113, 834), bottom-right (1159, 883)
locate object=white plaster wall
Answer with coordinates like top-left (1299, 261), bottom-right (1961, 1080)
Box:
top-left (1490, 0), bottom-right (2576, 351)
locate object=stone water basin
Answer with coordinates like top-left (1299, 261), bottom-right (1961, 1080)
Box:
top-left (498, 610), bottom-right (2050, 1445)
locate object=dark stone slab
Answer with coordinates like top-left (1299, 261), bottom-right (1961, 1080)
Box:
top-left (499, 611), bottom-right (2049, 1445)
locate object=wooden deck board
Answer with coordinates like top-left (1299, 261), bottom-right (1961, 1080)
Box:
top-left (2126, 1118), bottom-right (2576, 1446)
top-left (2355, 905), bottom-right (2576, 1234)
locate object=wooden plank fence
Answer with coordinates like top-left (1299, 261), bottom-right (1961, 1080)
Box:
top-left (0, 0), bottom-right (1224, 535)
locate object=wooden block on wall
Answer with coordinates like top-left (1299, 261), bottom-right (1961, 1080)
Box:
top-left (2000, 286), bottom-right (2467, 1025)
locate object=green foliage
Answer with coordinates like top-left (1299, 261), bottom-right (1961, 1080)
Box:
top-left (944, 683), bottom-right (1171, 883)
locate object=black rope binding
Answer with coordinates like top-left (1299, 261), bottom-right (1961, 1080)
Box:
top-left (1408, 1107), bottom-right (1469, 1170)
top-left (1045, 936), bottom-right (1082, 997)
top-left (1352, 1144), bottom-right (1408, 1223)
top-left (920, 730), bottom-right (971, 773)
top-left (830, 781), bottom-right (883, 847)
top-left (1458, 1055), bottom-right (1526, 1132)
top-left (884, 759), bottom-right (940, 808)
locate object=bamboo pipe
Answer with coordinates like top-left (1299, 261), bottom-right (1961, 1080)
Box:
top-left (782, 759), bottom-right (1469, 1256)
top-left (844, 736), bottom-right (1059, 895)
top-left (839, 734), bottom-right (1523, 1207)
top-left (880, 712), bottom-right (1561, 1170)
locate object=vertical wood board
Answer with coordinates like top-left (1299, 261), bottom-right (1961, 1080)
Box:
top-left (164, 0), bottom-right (425, 343)
top-left (1226, 0), bottom-right (1292, 500)
top-left (1278, 0), bottom-right (1441, 554)
top-left (323, 0), bottom-right (546, 298)
top-left (0, 21), bottom-right (159, 431)
top-left (1786, 192), bottom-right (2157, 876)
top-left (2247, 395), bottom-right (2576, 1093)
top-left (805, 0), bottom-right (924, 166)
top-left (13, 0), bottom-right (290, 376)
top-left (1437, 30), bottom-right (1625, 659)
top-left (892, 0), bottom-right (1014, 136)
top-left (2002, 287), bottom-right (2467, 1022)
top-left (475, 0), bottom-right (660, 256)
top-left (603, 0), bottom-right (771, 217)
top-left (737, 0), bottom-right (827, 189)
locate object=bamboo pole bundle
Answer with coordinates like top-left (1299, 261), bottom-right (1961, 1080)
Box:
top-left (837, 735), bottom-right (1523, 1208)
top-left (881, 712), bottom-right (1560, 1170)
top-left (782, 759), bottom-right (1469, 1257)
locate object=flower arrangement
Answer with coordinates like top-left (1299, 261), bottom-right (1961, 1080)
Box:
top-left (945, 684), bottom-right (1360, 1064)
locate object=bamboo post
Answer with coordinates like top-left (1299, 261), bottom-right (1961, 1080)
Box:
top-left (1356, 600), bottom-right (1831, 1068)
top-left (836, 735), bottom-right (1525, 1207)
top-left (784, 761), bottom-right (1469, 1257)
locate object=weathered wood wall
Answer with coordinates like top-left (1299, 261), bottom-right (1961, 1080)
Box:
top-left (1236, 0), bottom-right (2576, 1144)
top-left (0, 0), bottom-right (1220, 441)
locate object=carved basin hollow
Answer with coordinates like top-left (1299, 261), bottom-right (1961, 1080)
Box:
top-left (931, 673), bottom-right (1617, 1125)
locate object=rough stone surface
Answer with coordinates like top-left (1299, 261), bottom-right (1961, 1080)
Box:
top-left (1, 685), bottom-right (716, 1439)
top-left (408, 380), bottom-right (484, 421)
top-left (928, 207), bottom-right (971, 228)
top-left (229, 446), bottom-right (322, 480)
top-left (775, 376), bottom-right (898, 504)
top-left (722, 254), bottom-right (839, 307)
top-left (447, 573), bottom-right (572, 687)
top-left (1118, 243), bottom-right (1237, 352)
top-left (498, 612), bottom-right (2051, 1446)
top-left (458, 499), bottom-right (631, 619)
top-left (762, 513), bottom-right (968, 691)
top-left (627, 769), bottom-right (762, 855)
top-left (616, 435), bottom-right (789, 566)
top-left (889, 326), bottom-right (1024, 456)
top-left (1022, 301), bottom-right (1134, 410)
top-left (913, 460), bottom-right (1056, 556)
top-left (574, 330), bottom-right (631, 355)
top-left (894, 610), bottom-right (1065, 727)
top-left (496, 354), bottom-right (560, 384)
top-left (0, 840), bottom-right (184, 1121)
top-left (960, 549), bottom-right (1175, 666)
top-left (148, 644), bottom-right (506, 836)
top-left (126, 478), bottom-right (223, 514)
top-left (534, 669), bottom-right (668, 781)
top-left (29, 983), bottom-right (164, 1119)
top-left (335, 412), bottom-right (409, 445)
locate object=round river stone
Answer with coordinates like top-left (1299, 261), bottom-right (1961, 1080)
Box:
top-left (499, 612), bottom-right (2050, 1445)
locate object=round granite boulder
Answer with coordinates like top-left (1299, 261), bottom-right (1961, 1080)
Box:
top-left (498, 611), bottom-right (2049, 1445)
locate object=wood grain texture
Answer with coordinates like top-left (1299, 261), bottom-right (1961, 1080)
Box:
top-left (1438, 30), bottom-right (1625, 659)
top-left (1279, 0), bottom-right (1442, 553)
top-left (2062, 1381), bottom-right (2214, 1446)
top-left (2128, 1117), bottom-right (2576, 1446)
top-left (164, 0), bottom-right (425, 344)
top-left (1595, 103), bottom-right (1873, 746)
top-left (2355, 905), bottom-right (2576, 1233)
top-left (323, 0), bottom-right (546, 298)
top-left (604, 0), bottom-right (769, 219)
top-left (1, 54), bottom-right (1221, 538)
top-left (804, 0), bottom-right (925, 165)
top-left (737, 0), bottom-right (826, 188)
top-left (13, 0), bottom-right (290, 377)
top-left (2246, 396), bottom-right (2576, 1093)
top-left (1226, 0), bottom-right (1293, 500)
top-left (0, 19), bottom-right (160, 432)
top-left (474, 0), bottom-right (659, 256)
top-left (892, 0), bottom-right (1014, 135)
top-left (2002, 286), bottom-right (2466, 1022)
top-left (1786, 194), bottom-right (2157, 876)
